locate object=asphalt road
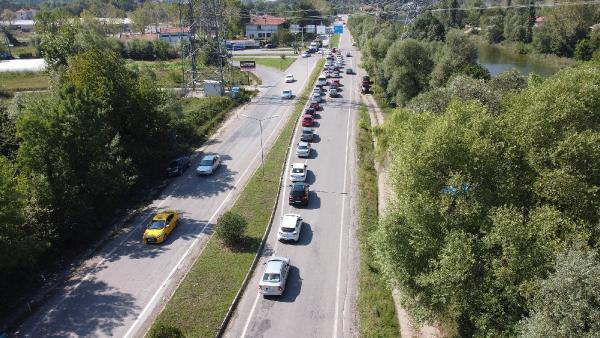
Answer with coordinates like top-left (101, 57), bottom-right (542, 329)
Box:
top-left (224, 27), bottom-right (362, 338)
top-left (14, 55), bottom-right (320, 338)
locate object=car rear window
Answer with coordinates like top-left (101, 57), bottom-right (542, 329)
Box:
top-left (263, 273), bottom-right (281, 282)
top-left (281, 226), bottom-right (296, 233)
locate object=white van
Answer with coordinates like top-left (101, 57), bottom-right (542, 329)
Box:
top-left (317, 76), bottom-right (327, 86)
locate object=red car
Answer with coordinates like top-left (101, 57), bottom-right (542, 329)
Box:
top-left (332, 79), bottom-right (341, 86)
top-left (302, 114), bottom-right (314, 127)
top-left (309, 101), bottom-right (321, 110)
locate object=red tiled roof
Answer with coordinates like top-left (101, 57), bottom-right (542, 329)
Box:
top-left (250, 15), bottom-right (286, 26)
top-left (118, 33), bottom-right (158, 41)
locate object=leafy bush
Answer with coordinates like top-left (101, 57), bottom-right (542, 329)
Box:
top-left (215, 211), bottom-right (247, 246)
top-left (148, 323), bottom-right (185, 338)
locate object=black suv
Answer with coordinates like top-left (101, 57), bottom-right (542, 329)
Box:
top-left (166, 156), bottom-right (191, 177)
top-left (301, 127), bottom-right (314, 141)
top-left (289, 183), bottom-right (310, 206)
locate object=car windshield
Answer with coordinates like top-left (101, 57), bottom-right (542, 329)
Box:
top-left (200, 159), bottom-right (213, 166)
top-left (292, 168), bottom-right (304, 173)
top-left (298, 145), bottom-right (308, 150)
top-left (262, 272), bottom-right (281, 282)
top-left (303, 130), bottom-right (312, 134)
top-left (281, 226), bottom-right (296, 233)
top-left (148, 220), bottom-right (165, 229)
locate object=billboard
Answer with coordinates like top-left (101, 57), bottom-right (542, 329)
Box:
top-left (316, 25), bottom-right (326, 34)
top-left (306, 25), bottom-right (316, 33)
top-left (239, 60), bottom-right (256, 72)
top-left (290, 24), bottom-right (300, 33)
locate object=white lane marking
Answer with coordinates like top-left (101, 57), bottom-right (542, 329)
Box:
top-left (127, 56), bottom-right (319, 338)
top-left (241, 57), bottom-right (318, 338)
top-left (333, 31), bottom-right (353, 338)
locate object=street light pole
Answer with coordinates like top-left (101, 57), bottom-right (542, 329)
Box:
top-left (240, 114), bottom-right (279, 178)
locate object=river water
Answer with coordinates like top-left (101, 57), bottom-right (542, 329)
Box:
top-left (477, 43), bottom-right (559, 77)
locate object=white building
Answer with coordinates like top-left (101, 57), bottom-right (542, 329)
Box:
top-left (245, 15), bottom-right (286, 40)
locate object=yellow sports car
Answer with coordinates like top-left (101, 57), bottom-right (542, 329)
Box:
top-left (143, 210), bottom-right (179, 244)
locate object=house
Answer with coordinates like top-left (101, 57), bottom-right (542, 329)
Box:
top-left (158, 27), bottom-right (190, 43)
top-left (15, 8), bottom-right (38, 20)
top-left (245, 15), bottom-right (286, 40)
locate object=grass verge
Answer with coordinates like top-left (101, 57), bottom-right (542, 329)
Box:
top-left (0, 71), bottom-right (50, 91)
top-left (356, 105), bottom-right (400, 337)
top-left (233, 57), bottom-right (296, 71)
top-left (149, 58), bottom-right (325, 337)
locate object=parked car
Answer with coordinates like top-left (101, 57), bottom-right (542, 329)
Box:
top-left (318, 76), bottom-right (327, 86)
top-left (277, 214), bottom-right (303, 242)
top-left (330, 83), bottom-right (339, 91)
top-left (281, 89), bottom-right (293, 99)
top-left (143, 210), bottom-right (179, 244)
top-left (346, 52), bottom-right (351, 57)
top-left (332, 79), bottom-right (341, 86)
top-left (196, 154), bottom-right (221, 175)
top-left (332, 71), bottom-right (340, 78)
top-left (259, 256), bottom-right (290, 296)
top-left (301, 51), bottom-right (310, 58)
top-left (296, 141), bottom-right (311, 157)
top-left (301, 127), bottom-right (314, 141)
top-left (302, 114), bottom-right (314, 127)
top-left (309, 101), bottom-right (321, 111)
top-left (166, 156), bottom-right (191, 177)
top-left (289, 182), bottom-right (310, 206)
top-left (285, 74), bottom-right (295, 83)
top-left (345, 68), bottom-right (354, 75)
top-left (329, 88), bottom-right (339, 97)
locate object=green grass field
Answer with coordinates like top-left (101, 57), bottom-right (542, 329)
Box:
top-left (330, 34), bottom-right (341, 49)
top-left (356, 105), bottom-right (400, 337)
top-left (233, 57), bottom-right (297, 71)
top-left (0, 71), bottom-right (50, 91)
top-left (149, 58), bottom-right (325, 337)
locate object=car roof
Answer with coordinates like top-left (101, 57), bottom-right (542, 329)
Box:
top-left (292, 162), bottom-right (306, 169)
top-left (291, 182), bottom-right (308, 190)
top-left (303, 114), bottom-right (313, 119)
top-left (201, 154), bottom-right (218, 160)
top-left (298, 141), bottom-right (309, 146)
top-left (281, 214), bottom-right (300, 228)
top-left (265, 259), bottom-right (284, 274)
top-left (153, 210), bottom-right (175, 220)
top-left (283, 89), bottom-right (291, 92)
top-left (286, 74), bottom-right (293, 77)
top-left (302, 127), bottom-right (313, 132)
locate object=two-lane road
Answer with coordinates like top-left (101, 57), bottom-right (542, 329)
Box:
top-left (15, 56), bottom-right (319, 338)
top-left (224, 27), bottom-right (362, 338)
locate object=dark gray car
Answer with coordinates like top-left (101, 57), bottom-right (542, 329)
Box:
top-left (166, 156), bottom-right (191, 177)
top-left (301, 127), bottom-right (314, 142)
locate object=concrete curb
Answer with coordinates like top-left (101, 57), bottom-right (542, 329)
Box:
top-left (215, 61), bottom-right (323, 338)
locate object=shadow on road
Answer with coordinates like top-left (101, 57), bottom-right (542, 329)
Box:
top-left (296, 223), bottom-right (313, 246)
top-left (276, 266), bottom-right (301, 303)
top-left (33, 278), bottom-right (139, 337)
top-left (305, 192), bottom-right (321, 210)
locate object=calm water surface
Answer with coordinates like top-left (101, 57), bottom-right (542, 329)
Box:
top-left (477, 43), bottom-right (559, 77)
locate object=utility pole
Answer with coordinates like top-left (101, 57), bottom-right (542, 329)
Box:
top-left (214, 0), bottom-right (225, 95)
top-left (179, 2), bottom-right (186, 96)
top-left (188, 0), bottom-right (197, 92)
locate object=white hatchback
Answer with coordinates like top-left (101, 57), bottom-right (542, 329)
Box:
top-left (289, 162), bottom-right (307, 182)
top-left (277, 214), bottom-right (303, 242)
top-left (285, 74), bottom-right (295, 83)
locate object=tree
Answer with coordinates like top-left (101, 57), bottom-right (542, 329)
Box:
top-left (1, 9), bottom-right (16, 26)
top-left (519, 248), bottom-right (600, 337)
top-left (130, 5), bottom-right (153, 34)
top-left (409, 12), bottom-right (445, 42)
top-left (215, 211), bottom-right (247, 246)
top-left (430, 29), bottom-right (479, 87)
top-left (382, 39), bottom-right (433, 105)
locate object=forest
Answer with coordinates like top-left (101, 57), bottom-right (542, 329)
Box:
top-left (350, 12), bottom-right (600, 337)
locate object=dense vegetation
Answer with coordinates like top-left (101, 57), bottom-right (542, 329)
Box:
top-left (0, 22), bottom-right (248, 321)
top-left (350, 12), bottom-right (600, 337)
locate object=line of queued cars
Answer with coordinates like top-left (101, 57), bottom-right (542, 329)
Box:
top-left (258, 47), bottom-right (352, 297)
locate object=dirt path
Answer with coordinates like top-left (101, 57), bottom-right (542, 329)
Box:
top-left (362, 94), bottom-right (444, 338)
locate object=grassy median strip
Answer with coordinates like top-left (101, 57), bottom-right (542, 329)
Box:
top-left (356, 105), bottom-right (400, 337)
top-left (330, 34), bottom-right (340, 49)
top-left (150, 58), bottom-right (325, 337)
top-left (0, 71), bottom-right (50, 91)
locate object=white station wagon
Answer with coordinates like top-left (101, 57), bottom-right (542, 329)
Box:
top-left (259, 256), bottom-right (291, 296)
top-left (289, 162), bottom-right (307, 182)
